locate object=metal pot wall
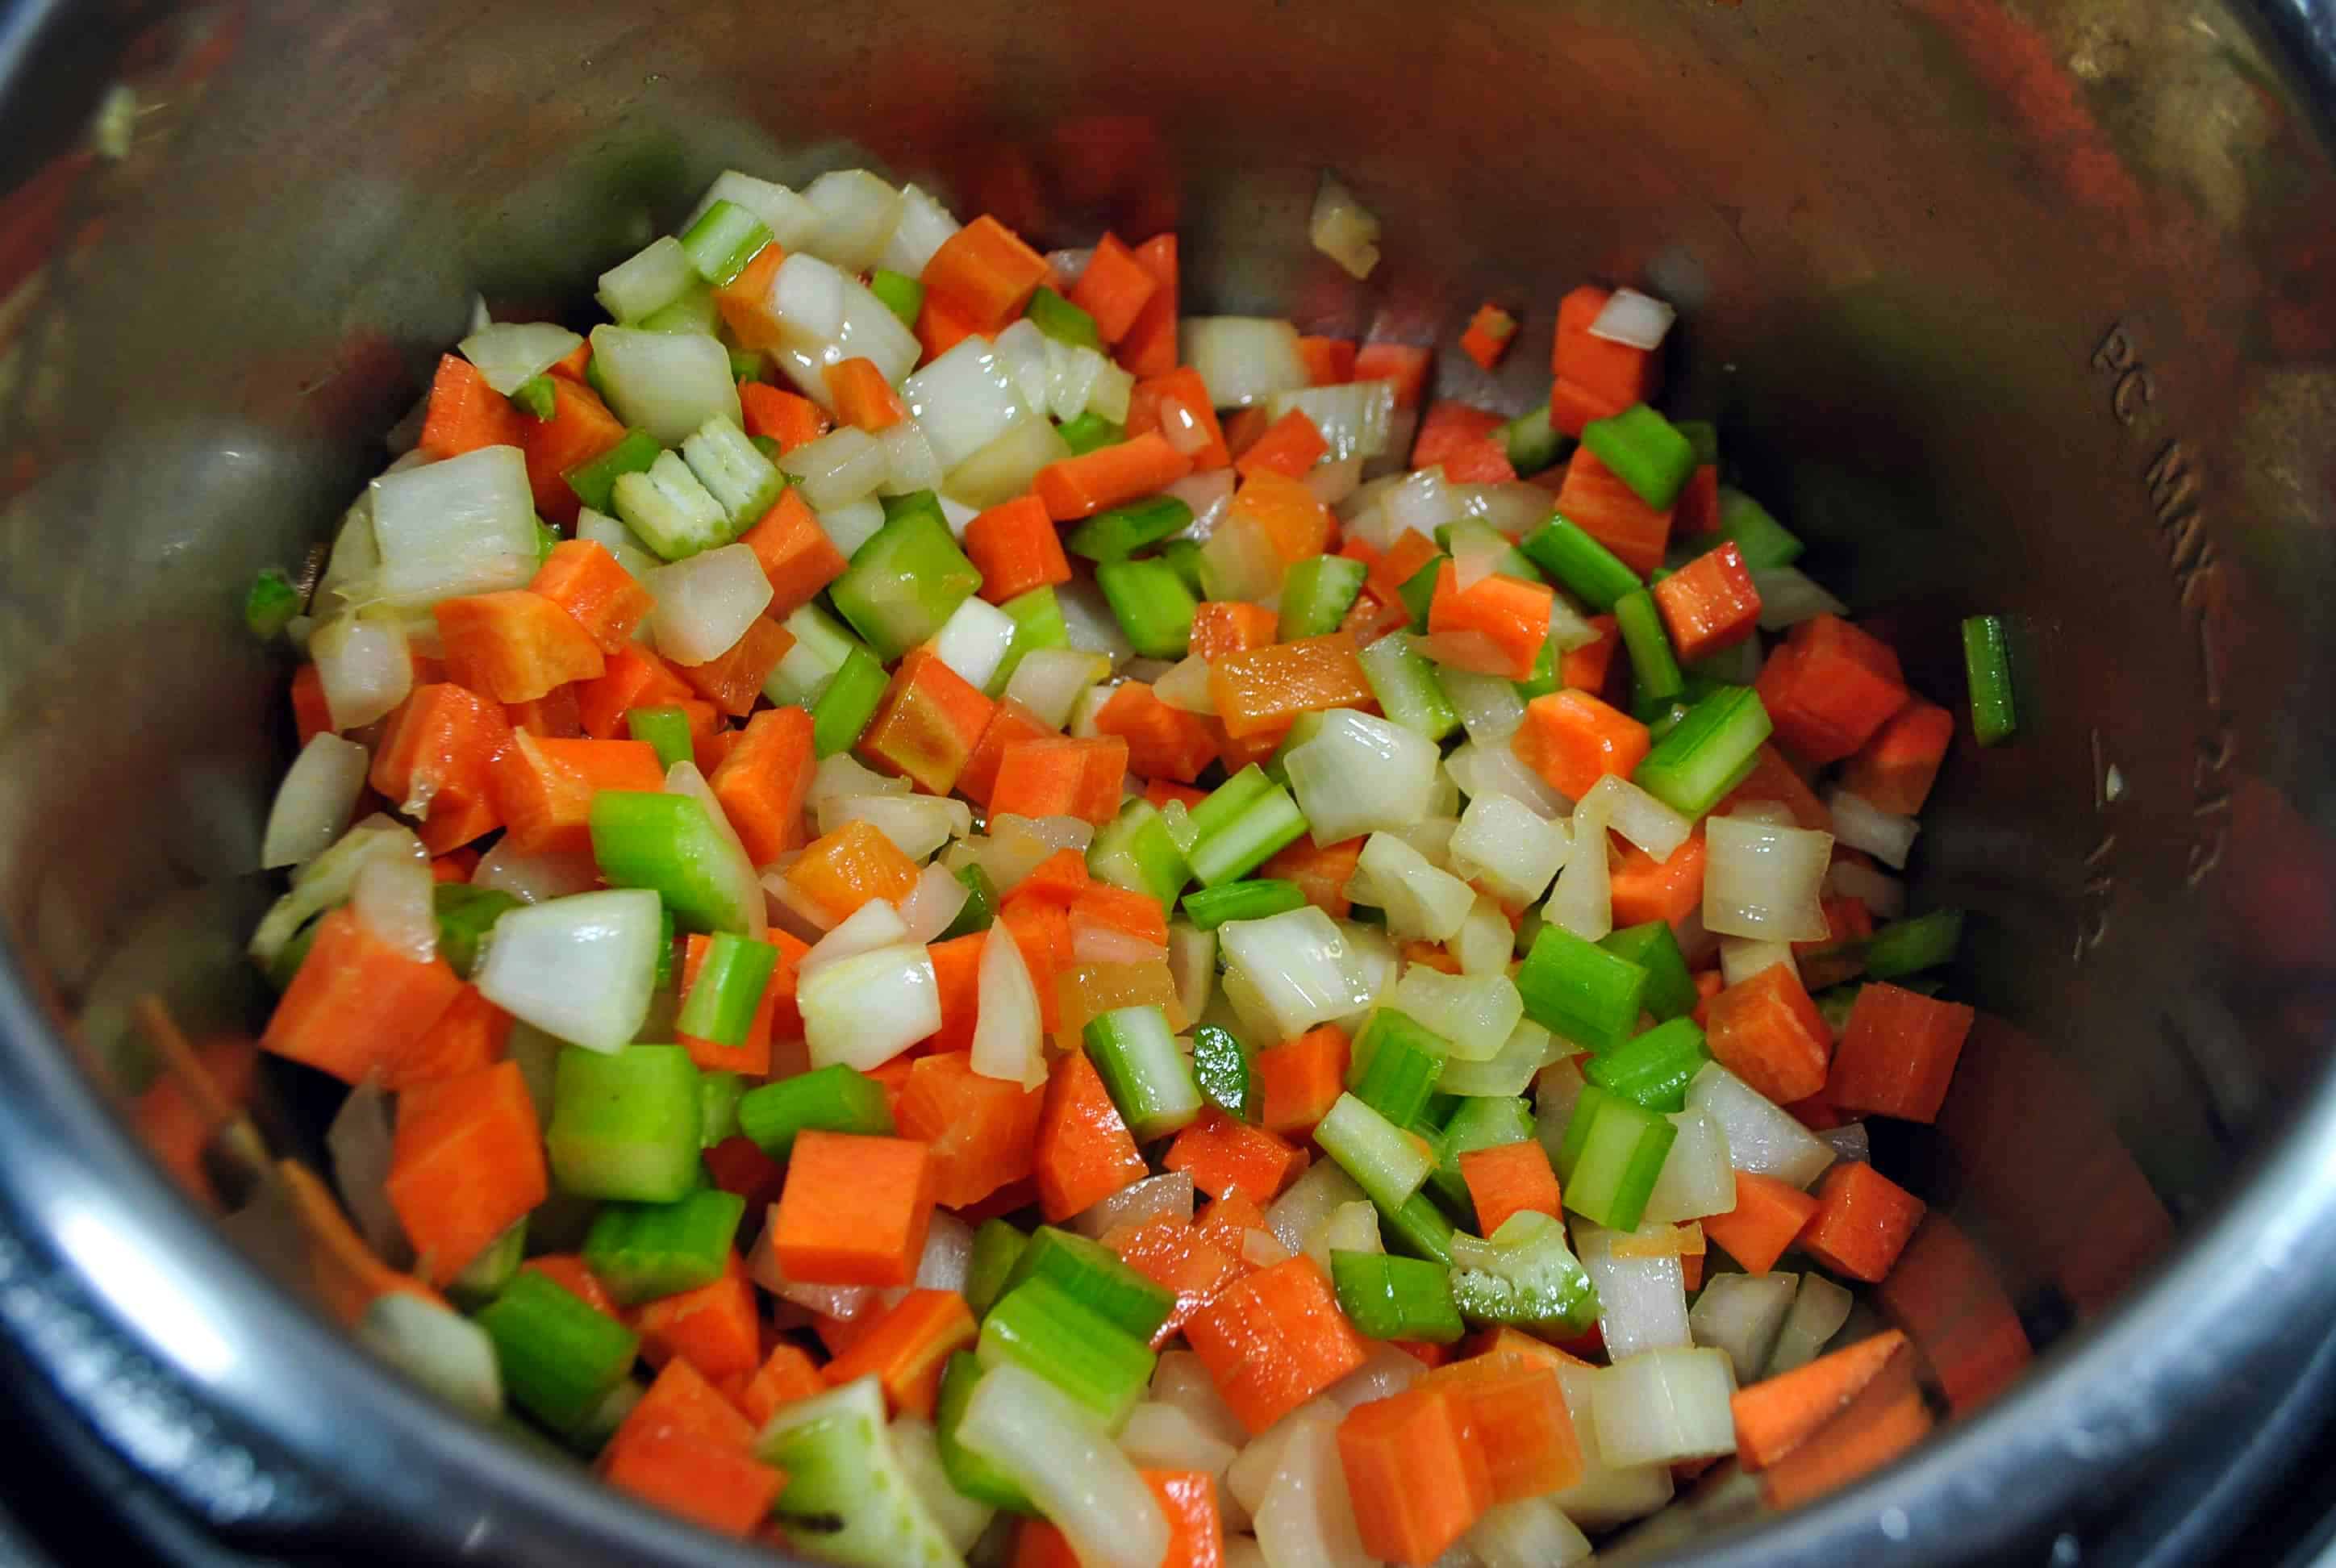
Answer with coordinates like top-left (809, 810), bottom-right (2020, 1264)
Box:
top-left (1, 0), bottom-right (2334, 1562)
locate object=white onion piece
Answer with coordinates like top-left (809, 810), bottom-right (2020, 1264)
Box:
top-left (818, 793), bottom-right (970, 862)
top-left (1416, 629), bottom-right (1516, 678)
top-left (1003, 647), bottom-right (1111, 729)
top-left (1544, 796), bottom-right (1613, 942)
top-left (262, 733), bottom-right (369, 869)
top-left (1265, 382), bottom-right (1395, 462)
top-left (1044, 341), bottom-right (1110, 424)
top-left (357, 1292), bottom-right (503, 1418)
top-left (1579, 775), bottom-right (1692, 863)
top-left (1054, 573), bottom-right (1137, 665)
top-left (877, 1213), bottom-right (977, 1312)
top-left (767, 252), bottom-right (923, 386)
top-left (1391, 967), bottom-right (1525, 1061)
top-left (1152, 657), bottom-right (1216, 715)
top-left (1546, 1359), bottom-right (1677, 1531)
top-left (352, 849), bottom-right (437, 961)
top-left (1721, 936), bottom-right (1798, 989)
top-left (327, 1079), bottom-right (407, 1265)
top-left (1825, 787), bottom-right (1921, 869)
top-left (761, 864), bottom-right (838, 936)
top-left (1729, 799), bottom-right (1796, 828)
top-left (1587, 286), bottom-right (1677, 352)
top-left (1452, 897), bottom-right (1517, 978)
top-left (802, 897), bottom-right (911, 975)
top-left (939, 494), bottom-right (979, 541)
top-left (1216, 907), bottom-right (1375, 1040)
top-left (878, 183), bottom-right (960, 277)
top-left (1445, 740), bottom-right (1571, 819)
top-left (473, 839), bottom-right (602, 904)
top-left (1181, 317), bottom-right (1310, 407)
top-left (1354, 832), bottom-right (1475, 943)
top-left (958, 1365), bottom-right (1169, 1568)
top-left (875, 416), bottom-right (943, 498)
top-left (1266, 1160), bottom-right (1370, 1259)
top-left (645, 544), bottom-right (774, 666)
top-left (1591, 1347), bottom-right (1737, 1466)
top-left (473, 889), bottom-right (661, 1053)
top-left (1072, 1170), bottom-right (1195, 1243)
top-left (1466, 1498), bottom-right (1594, 1568)
top-left (780, 426), bottom-right (889, 511)
top-left (310, 614), bottom-right (412, 732)
top-left (1152, 1351), bottom-right (1249, 1453)
top-left (816, 497), bottom-right (886, 560)
top-left (1533, 1056), bottom-right (1588, 1161)
top-left (1440, 669), bottom-right (1526, 748)
top-left (1284, 711), bottom-right (1443, 845)
top-left (687, 170), bottom-right (820, 250)
top-left (802, 169), bottom-right (903, 273)
top-left (1454, 482), bottom-right (1563, 541)
top-left (1546, 593), bottom-right (1603, 656)
top-left (1119, 1401), bottom-right (1237, 1480)
top-left (1752, 566), bottom-right (1848, 632)
top-left (1449, 792), bottom-right (1571, 907)
top-left (589, 326), bottom-right (742, 447)
top-left (574, 507), bottom-right (662, 582)
top-left (898, 864), bottom-right (971, 945)
top-left (458, 320), bottom-right (582, 395)
top-left (1453, 529), bottom-right (1508, 593)
top-left (1641, 1108), bottom-right (1737, 1224)
top-left (1308, 173), bottom-right (1381, 281)
top-left (1241, 1228), bottom-right (1293, 1268)
top-left (1825, 855), bottom-right (1907, 919)
top-left (1766, 1273), bottom-right (1856, 1376)
top-left (1254, 1408), bottom-right (1375, 1567)
top-left (1303, 1201), bottom-right (1385, 1278)
top-left (1322, 1344), bottom-right (1426, 1412)
top-left (1072, 920), bottom-right (1167, 969)
top-left (925, 595), bottom-right (1016, 694)
top-left (1382, 466), bottom-right (1452, 543)
top-left (807, 751), bottom-right (911, 806)
top-left (663, 760), bottom-right (766, 940)
top-left (1436, 1017), bottom-right (1561, 1097)
top-left (970, 924), bottom-right (1046, 1089)
top-left (890, 1414), bottom-right (992, 1555)
top-left (1819, 1122), bottom-right (1871, 1166)
top-left (901, 336), bottom-right (1030, 470)
top-left (594, 236), bottom-right (694, 323)
top-left (747, 1226), bottom-right (873, 1318)
top-left (1162, 468), bottom-right (1236, 540)
top-left (1305, 456), bottom-right (1364, 507)
top-left (1685, 1063), bottom-right (1835, 1190)
top-left (1575, 1219), bottom-right (1692, 1359)
top-left (1704, 815), bottom-right (1833, 940)
top-left (1690, 1272), bottom-right (1800, 1384)
top-left (800, 941), bottom-right (941, 1070)
top-left (991, 319), bottom-right (1055, 416)
top-left (362, 445), bottom-right (540, 614)
top-left (1042, 247), bottom-right (1095, 287)
top-left (1196, 513), bottom-right (1285, 603)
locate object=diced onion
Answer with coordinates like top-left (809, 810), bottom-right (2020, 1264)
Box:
top-left (472, 840), bottom-right (602, 903)
top-left (1073, 1171), bottom-right (1194, 1241)
top-left (664, 760), bottom-right (767, 940)
top-left (802, 169), bottom-right (904, 273)
top-left (1004, 648), bottom-right (1112, 729)
top-left (890, 1414), bottom-right (992, 1555)
top-left (1381, 467), bottom-right (1451, 544)
top-left (1415, 628), bottom-right (1518, 678)
top-left (1264, 382), bottom-right (1395, 462)
top-left (1453, 482), bottom-right (1562, 540)
top-left (261, 733), bottom-right (369, 869)
top-left (1689, 1272), bottom-right (1800, 1384)
top-left (473, 888), bottom-right (663, 1053)
top-left (1753, 566), bottom-right (1848, 632)
top-left (1254, 1409), bottom-right (1375, 1566)
top-left (310, 613), bottom-right (412, 732)
top-left (1162, 469), bottom-right (1236, 539)
top-left (1825, 787), bottom-right (1921, 869)
top-left (878, 182), bottom-right (960, 277)
top-left (352, 847), bottom-right (437, 961)
top-left (970, 921), bottom-right (1046, 1089)
top-left (1825, 853), bottom-right (1906, 919)
top-left (800, 941), bottom-right (941, 1070)
top-left (807, 751), bottom-right (911, 807)
top-left (1766, 1273), bottom-right (1855, 1375)
top-left (1640, 1107), bottom-right (1737, 1224)
top-left (1545, 797), bottom-right (1613, 942)
top-left (1720, 936), bottom-right (1798, 989)
top-left (1304, 1201), bottom-right (1385, 1278)
top-left (816, 496), bottom-right (886, 560)
top-left (1181, 318), bottom-right (1310, 408)
top-left (1354, 832), bottom-right (1475, 942)
top-left (357, 1293), bottom-right (503, 1419)
top-left (747, 1227), bottom-right (874, 1318)
top-left (802, 898), bottom-right (911, 975)
top-left (1196, 513), bottom-right (1285, 603)
top-left (1168, 922), bottom-right (1216, 1024)
top-left (1308, 173), bottom-right (1381, 280)
top-left (876, 416), bottom-right (943, 498)
top-left (991, 319), bottom-right (1054, 416)
top-left (1449, 793), bottom-right (1571, 907)
top-left (458, 320), bottom-right (582, 396)
top-left (1073, 919), bottom-right (1166, 968)
top-left (1575, 1220), bottom-right (1692, 1359)
top-left (1118, 1402), bottom-right (1237, 1481)
top-left (1684, 1063), bottom-right (1835, 1188)
top-left (1391, 967), bottom-right (1525, 1061)
top-left (1304, 457), bottom-right (1363, 507)
top-left (1587, 287), bottom-right (1677, 352)
top-left (646, 544), bottom-right (774, 665)
top-left (1284, 711), bottom-right (1442, 845)
top-left (1436, 1017), bottom-right (1561, 1097)
top-left (1704, 814), bottom-right (1833, 940)
top-left (1452, 897), bottom-right (1518, 978)
top-left (958, 1365), bottom-right (1169, 1568)
top-left (1045, 340), bottom-right (1107, 423)
top-left (1579, 774), bottom-right (1692, 862)
top-left (1043, 247), bottom-right (1095, 287)
top-left (1266, 1160), bottom-right (1369, 1259)
top-left (1591, 1347), bottom-right (1737, 1467)
top-left (588, 326), bottom-right (742, 447)
top-left (1151, 1351), bottom-right (1249, 1453)
top-left (781, 426), bottom-right (890, 511)
top-left (1466, 1498), bottom-right (1595, 1568)
top-left (898, 864), bottom-right (971, 945)
top-left (928, 594), bottom-right (1017, 693)
top-left (819, 793), bottom-right (971, 862)
top-left (1152, 657), bottom-right (1216, 715)
top-left (594, 237), bottom-right (692, 323)
top-left (574, 507), bottom-right (663, 582)
top-left (901, 336), bottom-right (1032, 472)
top-left (1242, 1228), bottom-right (1292, 1268)
top-left (688, 170), bottom-right (820, 249)
top-left (1216, 907), bottom-right (1376, 1040)
top-left (1055, 573), bottom-right (1138, 665)
top-left (1321, 1343), bottom-right (1425, 1411)
top-left (1453, 529), bottom-right (1508, 593)
top-left (1445, 740), bottom-right (1571, 818)
top-left (327, 1080), bottom-right (407, 1265)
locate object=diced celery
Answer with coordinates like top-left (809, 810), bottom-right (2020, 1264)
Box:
top-left (563, 429), bottom-right (662, 516)
top-left (611, 450), bottom-right (731, 561)
top-left (978, 1277), bottom-right (1157, 1430)
top-left (1182, 879), bottom-right (1306, 931)
top-left (1447, 1211), bottom-right (1600, 1335)
top-left (1555, 1084), bottom-right (1679, 1231)
top-left (1095, 558), bottom-right (1199, 661)
top-left (680, 414), bottom-right (784, 525)
top-left (1087, 799), bottom-right (1191, 907)
top-left (737, 1063), bottom-right (895, 1157)
top-left (1715, 487), bottom-right (1804, 569)
top-left (1599, 921), bottom-right (1699, 1021)
top-left (587, 789), bottom-right (761, 934)
top-left (699, 1069), bottom-right (745, 1147)
top-left (581, 1186), bottom-right (745, 1305)
top-left (1616, 588), bottom-right (1683, 708)
top-left (812, 645), bottom-right (890, 756)
top-left (1520, 515), bottom-right (1641, 611)
top-left (1055, 411), bottom-right (1126, 456)
top-left (1348, 1008), bottom-right (1450, 1130)
top-left (1332, 1249), bottom-right (1464, 1343)
top-left (759, 1378), bottom-right (966, 1568)
top-left (475, 1270), bottom-right (641, 1437)
top-left (941, 864), bottom-right (998, 939)
top-left (1582, 405), bottom-right (1695, 511)
top-left (1191, 1023), bottom-right (1259, 1124)
top-left (998, 1227), bottom-right (1175, 1346)
top-left (992, 586), bottom-right (1072, 693)
top-left (935, 1353), bottom-right (1036, 1514)
top-left (1277, 555), bottom-right (1369, 641)
top-left (244, 567), bottom-right (302, 640)
top-left (1066, 495), bottom-right (1192, 564)
top-left (545, 1045), bottom-right (702, 1202)
top-left (1024, 287), bottom-right (1103, 352)
top-left (766, 601), bottom-right (866, 708)
top-left (446, 1218), bottom-right (527, 1311)
top-left (432, 882), bottom-right (519, 979)
top-left (677, 198), bottom-right (774, 287)
top-left (830, 500), bottom-right (982, 659)
top-left (1633, 686), bottom-right (1772, 817)
top-left (1964, 615), bottom-right (2018, 746)
top-left (1862, 910), bottom-right (1965, 978)
top-left (1582, 1018), bottom-right (1709, 1113)
top-left (1083, 1006), bottom-right (1204, 1142)
top-left (869, 268), bottom-right (925, 328)
top-left (1316, 1092), bottom-right (1435, 1211)
top-left (1358, 632), bottom-right (1460, 742)
top-left (966, 1220), bottom-right (1030, 1319)
top-left (674, 932), bottom-right (778, 1048)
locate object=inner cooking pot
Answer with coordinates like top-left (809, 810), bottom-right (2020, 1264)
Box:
top-left (2, 0), bottom-right (2336, 1562)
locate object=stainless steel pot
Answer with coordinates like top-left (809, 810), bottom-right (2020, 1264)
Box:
top-left (2, 0), bottom-right (2334, 1562)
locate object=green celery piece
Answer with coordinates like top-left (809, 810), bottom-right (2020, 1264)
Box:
top-left (965, 1220), bottom-right (1030, 1319)
top-left (1554, 1083), bottom-right (1678, 1231)
top-left (1520, 515), bottom-right (1642, 612)
top-left (1616, 587), bottom-right (1683, 707)
top-left (1278, 555), bottom-right (1370, 641)
top-left (868, 268), bottom-right (925, 328)
top-left (1599, 921), bottom-right (1698, 1020)
top-left (736, 1062), bottom-right (895, 1158)
top-left (935, 1353), bottom-right (1037, 1514)
top-left (1514, 634), bottom-right (1561, 703)
top-left (1642, 700), bottom-right (1692, 741)
top-left (1437, 519), bottom-right (1542, 582)
top-left (1815, 984), bottom-right (1863, 1036)
top-left (940, 863), bottom-right (999, 939)
top-left (1379, 1189), bottom-right (1458, 1266)
top-left (1582, 1017), bottom-right (1709, 1113)
top-left (1095, 558), bottom-right (1199, 661)
top-left (766, 600), bottom-right (866, 708)
top-left (476, 1270), bottom-right (641, 1437)
top-left (977, 1277), bottom-right (1157, 1429)
top-left (654, 905), bottom-right (678, 992)
top-left (1516, 924), bottom-right (1650, 1053)
top-left (811, 645), bottom-right (889, 757)
top-left (1447, 1211), bottom-right (1600, 1334)
top-left (265, 914), bottom-right (319, 991)
top-left (447, 1218), bottom-right (527, 1311)
top-left (511, 374), bottom-right (558, 422)
top-left (1024, 287), bottom-right (1103, 351)
top-left (1087, 799), bottom-right (1190, 907)
top-left (1397, 555), bottom-right (1445, 631)
top-left (699, 1070), bottom-right (745, 1148)
top-left (1348, 1008), bottom-right (1451, 1131)
top-left (1066, 495), bottom-right (1192, 563)
top-left (1674, 419), bottom-right (1721, 468)
top-left (992, 585), bottom-right (1071, 692)
top-left (624, 704), bottom-right (695, 772)
top-left (736, 352), bottom-right (770, 388)
top-left (1084, 1006), bottom-right (1204, 1141)
top-left (1184, 784), bottom-right (1307, 888)
top-left (681, 414), bottom-right (784, 525)
top-left (1357, 632), bottom-right (1460, 742)
top-left (545, 1044), bottom-right (703, 1203)
top-left (1633, 684), bottom-right (1771, 817)
top-left (1582, 404), bottom-right (1695, 511)
top-left (1863, 910), bottom-right (1965, 979)
top-left (612, 449), bottom-right (730, 561)
top-left (1055, 411), bottom-right (1125, 456)
top-left (1715, 488), bottom-right (1804, 569)
top-left (1191, 1024), bottom-right (1259, 1123)
top-left (1332, 1249), bottom-right (1465, 1343)
top-left (1500, 405), bottom-right (1568, 477)
top-left (759, 1378), bottom-right (966, 1568)
top-left (588, 789), bottom-right (759, 934)
top-left (1316, 1092), bottom-right (1433, 1211)
top-left (534, 515), bottom-right (561, 566)
top-left (677, 202), bottom-right (771, 286)
top-left (432, 882), bottom-right (519, 979)
top-left (1187, 765), bottom-right (1274, 840)
top-left (243, 567), bottom-right (303, 640)
top-left (674, 932), bottom-right (779, 1048)
top-left (1182, 879), bottom-right (1306, 931)
top-left (1159, 538), bottom-right (1207, 598)
top-left (1963, 615), bottom-right (2018, 746)
top-left (639, 286), bottom-right (720, 336)
top-left (999, 1227), bottom-right (1176, 1346)
top-left (830, 498), bottom-right (982, 659)
top-left (582, 1186), bottom-right (745, 1305)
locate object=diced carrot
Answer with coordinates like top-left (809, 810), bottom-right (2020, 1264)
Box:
top-left (1608, 830), bottom-right (1708, 931)
top-left (1554, 447), bottom-right (1672, 575)
top-left (1427, 565), bottom-right (1555, 680)
top-left (386, 1060), bottom-right (547, 1287)
top-left (1719, 744), bottom-right (1834, 832)
top-left (1753, 615), bottom-right (1911, 765)
top-left (999, 903), bottom-right (1070, 1034)
top-left (676, 932), bottom-right (777, 1076)
top-left (602, 1366), bottom-right (782, 1538)
top-left (1426, 1354), bottom-right (1585, 1502)
top-left (1053, 958), bottom-right (1187, 1045)
top-left (1070, 881), bottom-right (1172, 949)
top-left (711, 240), bottom-right (788, 351)
top-left (1234, 408), bottom-right (1329, 482)
top-left (1675, 463), bottom-right (1721, 534)
top-left (1066, 232), bottom-right (1159, 346)
top-left (813, 1311), bottom-right (878, 1360)
top-left (548, 339), bottom-right (592, 382)
top-left (418, 353), bottom-right (525, 461)
top-left (1549, 376), bottom-right (1628, 440)
top-left (383, 983), bottom-right (511, 1091)
top-left (1795, 895), bottom-right (1876, 993)
top-left (1376, 530), bottom-right (1444, 603)
top-left (1187, 601), bottom-right (1280, 661)
top-left (770, 1131), bottom-right (935, 1287)
top-left (966, 493), bottom-right (1073, 604)
top-left (1219, 407), bottom-right (1271, 461)
top-left (1731, 1328), bottom-right (1913, 1470)
top-left (1797, 1161), bottom-right (1926, 1283)
top-left (705, 1132), bottom-right (790, 1220)
top-left (1188, 1256), bottom-right (1369, 1435)
top-left (1352, 342), bottom-right (1433, 410)
top-left (1704, 964), bottom-right (1833, 1105)
top-left (739, 487), bottom-right (848, 617)
top-left (707, 706), bottom-right (815, 865)
top-left (1459, 303), bottom-right (1519, 372)
top-left (1401, 940), bottom-right (1459, 975)
top-left (1756, 1341), bottom-right (1930, 1512)
top-left (1701, 1170), bottom-right (1822, 1275)
top-left (1209, 634), bottom-right (1374, 740)
top-left (915, 290), bottom-right (982, 366)
top-left (824, 356), bottom-right (907, 432)
top-left (958, 699), bottom-right (1062, 810)
top-left (1782, 1092), bottom-right (1849, 1132)
top-left (522, 1254), bottom-right (622, 1320)
top-left (1550, 286), bottom-right (1657, 415)
top-left (1034, 1047), bottom-right (1149, 1222)
top-left (487, 731), bottom-right (665, 856)
top-left (520, 374), bottom-right (626, 524)
top-left (820, 1289), bottom-right (976, 1420)
top-left (635, 1253), bottom-right (762, 1381)
top-left (917, 932), bottom-right (990, 1057)
top-left (674, 616), bottom-right (794, 718)
top-left (1165, 1108), bottom-right (1308, 1203)
top-left (1299, 336), bottom-right (1358, 385)
top-left (1002, 847), bottom-right (1092, 911)
top-left (574, 644), bottom-right (695, 739)
top-left (1682, 1251), bottom-right (1707, 1291)
top-left (291, 662), bottom-right (333, 744)
top-left (1114, 233), bottom-right (1179, 379)
top-left (1259, 835), bottom-right (1363, 920)
top-left (1127, 366), bottom-right (1232, 471)
top-left (739, 381), bottom-right (831, 453)
top-left (1412, 400), bottom-right (1507, 472)
top-left (725, 1341), bottom-right (826, 1427)
top-left (435, 590), bottom-right (607, 704)
top-left (1652, 542), bottom-right (1762, 662)
top-left (695, 726), bottom-right (740, 778)
top-left (786, 819), bottom-right (920, 924)
top-left (1337, 1384), bottom-right (1493, 1564)
top-left (1512, 690), bottom-right (1650, 800)
top-left (1033, 431), bottom-right (1194, 522)
top-left (1871, 1215), bottom-right (2032, 1414)
top-left (1840, 699), bottom-right (1955, 817)
top-left (504, 684), bottom-right (586, 740)
top-left (896, 1045), bottom-right (1046, 1208)
top-left (1254, 1025), bottom-right (1350, 1136)
top-left (1193, 1190), bottom-right (1270, 1257)
top-left (857, 646), bottom-right (996, 796)
top-left (923, 215), bottom-right (1051, 334)
top-left (1459, 1141), bottom-right (1563, 1239)
top-left (1228, 470), bottom-right (1335, 565)
top-left (1092, 682), bottom-right (1217, 784)
top-left (261, 907), bottom-right (464, 1085)
top-left (1105, 1216), bottom-right (1249, 1347)
top-left (1212, 719), bottom-right (1290, 775)
top-left (370, 683), bottom-right (511, 855)
top-left (1827, 983), bottom-right (1975, 1124)
top-left (989, 735), bottom-right (1129, 824)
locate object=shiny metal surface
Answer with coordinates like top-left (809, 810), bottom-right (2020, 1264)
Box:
top-left (0, 0), bottom-right (2333, 1561)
